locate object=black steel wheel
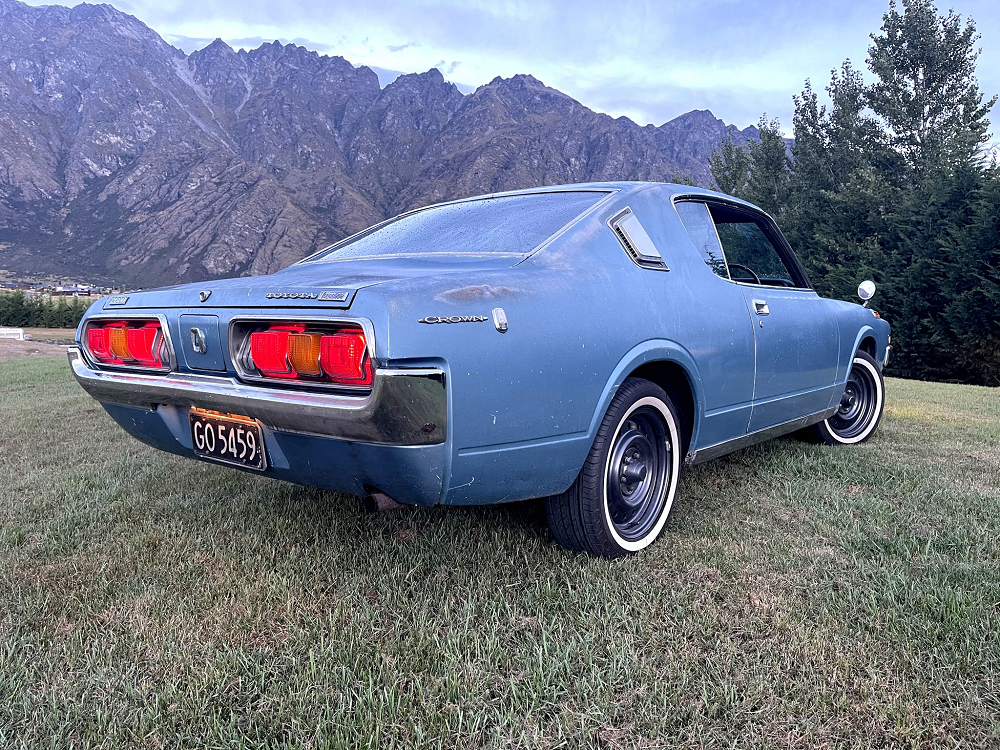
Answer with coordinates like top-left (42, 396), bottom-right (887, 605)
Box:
top-left (812, 350), bottom-right (885, 445)
top-left (544, 377), bottom-right (682, 557)
top-left (605, 406), bottom-right (671, 543)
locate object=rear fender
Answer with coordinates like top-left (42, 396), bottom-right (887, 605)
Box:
top-left (588, 340), bottom-right (704, 455)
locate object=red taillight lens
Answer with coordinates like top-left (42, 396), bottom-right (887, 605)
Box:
top-left (85, 320), bottom-right (166, 368)
top-left (247, 324), bottom-right (371, 386)
top-left (86, 327), bottom-right (112, 361)
top-left (320, 331), bottom-right (371, 384)
top-left (250, 330), bottom-right (294, 378)
top-left (126, 323), bottom-right (162, 366)
top-left (249, 324), bottom-right (306, 379)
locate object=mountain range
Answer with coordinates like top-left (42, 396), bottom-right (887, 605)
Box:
top-left (0, 0), bottom-right (758, 286)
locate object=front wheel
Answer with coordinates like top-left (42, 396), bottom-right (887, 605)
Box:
top-left (811, 350), bottom-right (885, 445)
top-left (544, 378), bottom-right (682, 557)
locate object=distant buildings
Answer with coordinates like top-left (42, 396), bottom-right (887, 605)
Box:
top-left (0, 280), bottom-right (120, 297)
top-left (51, 284), bottom-right (94, 297)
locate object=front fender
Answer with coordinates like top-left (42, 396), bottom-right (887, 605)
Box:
top-left (846, 316), bottom-right (891, 378)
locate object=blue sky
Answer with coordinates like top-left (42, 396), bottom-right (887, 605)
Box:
top-left (24, 0), bottom-right (1000, 132)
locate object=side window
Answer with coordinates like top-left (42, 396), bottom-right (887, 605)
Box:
top-left (710, 206), bottom-right (797, 288)
top-left (675, 199), bottom-right (804, 288)
top-left (675, 201), bottom-right (729, 280)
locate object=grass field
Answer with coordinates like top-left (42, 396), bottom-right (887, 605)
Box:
top-left (1, 356), bottom-right (998, 748)
top-left (20, 327), bottom-right (79, 342)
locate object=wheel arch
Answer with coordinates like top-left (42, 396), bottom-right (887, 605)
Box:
top-left (858, 335), bottom-right (876, 358)
top-left (845, 323), bottom-right (877, 378)
top-left (588, 341), bottom-right (704, 458)
top-left (627, 361), bottom-right (697, 455)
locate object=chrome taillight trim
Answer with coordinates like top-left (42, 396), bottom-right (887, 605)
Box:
top-left (228, 315), bottom-right (377, 393)
top-left (79, 313), bottom-right (176, 374)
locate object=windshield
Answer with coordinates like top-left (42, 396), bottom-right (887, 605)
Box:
top-left (308, 191), bottom-right (607, 263)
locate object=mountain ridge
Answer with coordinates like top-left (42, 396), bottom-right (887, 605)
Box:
top-left (0, 0), bottom-right (758, 286)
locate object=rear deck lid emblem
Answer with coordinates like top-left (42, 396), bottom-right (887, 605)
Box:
top-left (319, 290), bottom-right (350, 302)
top-left (198, 290), bottom-right (212, 303)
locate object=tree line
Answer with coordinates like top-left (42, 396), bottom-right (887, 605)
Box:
top-left (710, 0), bottom-right (1000, 386)
top-left (0, 291), bottom-right (91, 329)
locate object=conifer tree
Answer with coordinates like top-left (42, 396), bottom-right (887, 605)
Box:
top-left (709, 0), bottom-right (998, 384)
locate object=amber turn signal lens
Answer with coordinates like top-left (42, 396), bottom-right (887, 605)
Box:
top-left (108, 326), bottom-right (130, 360)
top-left (288, 333), bottom-right (323, 376)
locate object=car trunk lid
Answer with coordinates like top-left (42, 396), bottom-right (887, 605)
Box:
top-left (100, 256), bottom-right (516, 311)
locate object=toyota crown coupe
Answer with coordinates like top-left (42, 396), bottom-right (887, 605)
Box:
top-left (69, 182), bottom-right (891, 558)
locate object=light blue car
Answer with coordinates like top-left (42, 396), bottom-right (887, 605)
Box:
top-left (69, 182), bottom-right (891, 557)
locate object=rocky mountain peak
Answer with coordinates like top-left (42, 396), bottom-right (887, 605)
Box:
top-left (0, 0), bottom-right (756, 286)
top-left (197, 37), bottom-right (237, 57)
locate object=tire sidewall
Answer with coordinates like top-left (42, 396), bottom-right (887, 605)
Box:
top-left (599, 391), bottom-right (680, 553)
top-left (823, 352), bottom-right (885, 445)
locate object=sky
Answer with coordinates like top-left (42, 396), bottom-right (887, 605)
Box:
top-left (22, 0), bottom-right (1000, 132)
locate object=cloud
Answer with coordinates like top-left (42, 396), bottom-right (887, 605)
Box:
top-left (22, 0), bottom-right (1000, 130)
top-left (163, 33), bottom-right (215, 52)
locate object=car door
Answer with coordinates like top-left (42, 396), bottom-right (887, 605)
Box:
top-left (707, 203), bottom-right (840, 432)
top-left (671, 200), bottom-right (757, 447)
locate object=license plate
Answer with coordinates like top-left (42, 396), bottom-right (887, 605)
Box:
top-left (189, 409), bottom-right (267, 470)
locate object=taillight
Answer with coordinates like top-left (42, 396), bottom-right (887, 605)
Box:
top-left (248, 324), bottom-right (305, 379)
top-left (84, 320), bottom-right (169, 369)
top-left (319, 330), bottom-right (370, 382)
top-left (247, 325), bottom-right (373, 386)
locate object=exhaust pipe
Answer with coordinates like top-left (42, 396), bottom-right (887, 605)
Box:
top-left (361, 489), bottom-right (405, 514)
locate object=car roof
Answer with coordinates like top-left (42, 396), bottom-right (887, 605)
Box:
top-left (467, 181), bottom-right (759, 210)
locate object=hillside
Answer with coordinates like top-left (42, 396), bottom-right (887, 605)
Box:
top-left (0, 0), bottom-right (756, 286)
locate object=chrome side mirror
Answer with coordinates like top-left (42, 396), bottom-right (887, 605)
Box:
top-left (858, 280), bottom-right (876, 307)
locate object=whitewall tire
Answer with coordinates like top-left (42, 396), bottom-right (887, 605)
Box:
top-left (813, 351), bottom-right (885, 445)
top-left (544, 378), bottom-right (682, 557)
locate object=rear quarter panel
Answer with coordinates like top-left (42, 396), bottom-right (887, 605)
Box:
top-left (374, 185), bottom-right (759, 505)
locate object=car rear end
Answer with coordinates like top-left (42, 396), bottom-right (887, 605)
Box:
top-left (69, 286), bottom-right (449, 506)
top-left (69, 186), bottom-right (620, 508)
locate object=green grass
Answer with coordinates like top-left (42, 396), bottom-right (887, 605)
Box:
top-left (1, 356), bottom-right (998, 749)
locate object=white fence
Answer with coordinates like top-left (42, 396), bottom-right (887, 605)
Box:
top-left (0, 327), bottom-right (30, 341)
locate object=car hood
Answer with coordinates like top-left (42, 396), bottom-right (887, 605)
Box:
top-left (100, 256), bottom-right (520, 310)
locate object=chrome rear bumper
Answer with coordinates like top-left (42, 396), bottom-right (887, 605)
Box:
top-left (68, 347), bottom-right (447, 445)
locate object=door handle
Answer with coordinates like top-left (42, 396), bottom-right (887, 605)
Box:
top-left (753, 299), bottom-right (770, 316)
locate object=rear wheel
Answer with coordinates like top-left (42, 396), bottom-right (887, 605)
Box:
top-left (544, 378), bottom-right (682, 557)
top-left (811, 351), bottom-right (885, 445)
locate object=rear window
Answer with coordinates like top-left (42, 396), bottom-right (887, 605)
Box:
top-left (308, 191), bottom-right (606, 262)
